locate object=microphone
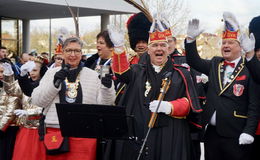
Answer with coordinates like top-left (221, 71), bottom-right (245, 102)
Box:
top-left (54, 64), bottom-right (71, 88)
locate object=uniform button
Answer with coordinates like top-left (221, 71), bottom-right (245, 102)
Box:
top-left (145, 146), bottom-right (149, 150)
top-left (145, 151), bottom-right (148, 155)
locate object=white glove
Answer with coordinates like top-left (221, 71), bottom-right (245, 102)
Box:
top-left (2, 62), bottom-right (14, 76)
top-left (149, 100), bottom-right (172, 115)
top-left (239, 133), bottom-right (254, 145)
top-left (187, 19), bottom-right (204, 43)
top-left (14, 109), bottom-right (28, 118)
top-left (223, 12), bottom-right (240, 31)
top-left (201, 74), bottom-right (209, 84)
top-left (20, 61), bottom-right (36, 77)
top-left (239, 33), bottom-right (255, 53)
top-left (107, 25), bottom-right (125, 47)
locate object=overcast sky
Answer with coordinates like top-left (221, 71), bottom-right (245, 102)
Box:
top-left (186, 0), bottom-right (260, 32)
top-left (30, 0), bottom-right (260, 35)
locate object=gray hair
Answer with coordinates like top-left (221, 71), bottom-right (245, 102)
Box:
top-left (62, 37), bottom-right (83, 49)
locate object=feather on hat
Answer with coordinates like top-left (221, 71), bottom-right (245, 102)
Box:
top-left (222, 12), bottom-right (240, 42)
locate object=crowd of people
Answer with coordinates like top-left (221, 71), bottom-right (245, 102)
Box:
top-left (0, 10), bottom-right (260, 160)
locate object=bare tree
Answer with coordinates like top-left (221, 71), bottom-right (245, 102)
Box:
top-left (123, 0), bottom-right (189, 35)
top-left (64, 0), bottom-right (79, 37)
top-left (144, 0), bottom-right (190, 35)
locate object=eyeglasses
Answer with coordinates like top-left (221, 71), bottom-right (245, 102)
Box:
top-left (64, 49), bottom-right (82, 55)
top-left (55, 57), bottom-right (63, 61)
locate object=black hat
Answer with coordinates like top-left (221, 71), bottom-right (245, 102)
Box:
top-left (249, 16), bottom-right (260, 50)
top-left (127, 12), bottom-right (152, 50)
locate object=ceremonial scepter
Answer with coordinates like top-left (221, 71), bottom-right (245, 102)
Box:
top-left (136, 72), bottom-right (172, 160)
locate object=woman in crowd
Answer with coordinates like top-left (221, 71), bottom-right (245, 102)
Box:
top-left (0, 60), bottom-right (20, 160)
top-left (1, 61), bottom-right (45, 160)
top-left (84, 30), bottom-right (114, 74)
top-left (17, 56), bottom-right (48, 96)
top-left (49, 44), bottom-right (64, 69)
top-left (31, 37), bottom-right (115, 160)
top-left (49, 53), bottom-right (63, 69)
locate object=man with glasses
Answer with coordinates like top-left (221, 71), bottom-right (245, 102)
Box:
top-left (31, 37), bottom-right (116, 160)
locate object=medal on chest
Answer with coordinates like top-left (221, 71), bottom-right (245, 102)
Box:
top-left (94, 58), bottom-right (102, 75)
top-left (65, 77), bottom-right (80, 103)
top-left (144, 81), bottom-right (151, 97)
top-left (233, 84), bottom-right (244, 96)
top-left (95, 65), bottom-right (101, 75)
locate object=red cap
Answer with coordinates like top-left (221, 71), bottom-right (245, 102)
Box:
top-left (149, 30), bottom-right (167, 44)
top-left (55, 44), bottom-right (63, 55)
top-left (164, 28), bottom-right (172, 37)
top-left (222, 29), bottom-right (239, 41)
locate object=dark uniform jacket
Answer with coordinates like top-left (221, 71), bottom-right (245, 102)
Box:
top-left (111, 50), bottom-right (202, 160)
top-left (246, 55), bottom-right (260, 84)
top-left (185, 40), bottom-right (260, 138)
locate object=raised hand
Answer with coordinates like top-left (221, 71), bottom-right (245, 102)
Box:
top-left (107, 25), bottom-right (125, 47)
top-left (239, 33), bottom-right (255, 53)
top-left (2, 62), bottom-right (14, 76)
top-left (187, 19), bottom-right (204, 42)
top-left (20, 61), bottom-right (36, 77)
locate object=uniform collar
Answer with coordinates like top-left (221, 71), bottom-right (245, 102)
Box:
top-left (225, 56), bottom-right (241, 68)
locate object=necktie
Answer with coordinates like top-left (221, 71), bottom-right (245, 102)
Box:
top-left (223, 61), bottom-right (235, 68)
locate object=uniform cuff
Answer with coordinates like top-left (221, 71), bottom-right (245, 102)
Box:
top-left (112, 51), bottom-right (129, 74)
top-left (169, 97), bottom-right (190, 118)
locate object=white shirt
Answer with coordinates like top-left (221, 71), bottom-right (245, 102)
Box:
top-left (223, 57), bottom-right (241, 86)
top-left (152, 64), bottom-right (163, 73)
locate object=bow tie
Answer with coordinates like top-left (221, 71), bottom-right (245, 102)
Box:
top-left (223, 61), bottom-right (235, 68)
